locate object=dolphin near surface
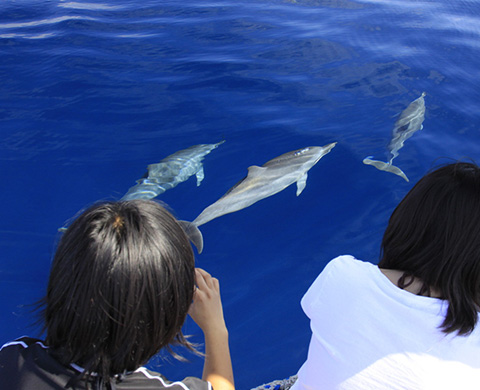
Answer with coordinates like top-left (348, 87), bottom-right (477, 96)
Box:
top-left (363, 92), bottom-right (426, 182)
top-left (181, 142), bottom-right (337, 253)
top-left (121, 141), bottom-right (225, 200)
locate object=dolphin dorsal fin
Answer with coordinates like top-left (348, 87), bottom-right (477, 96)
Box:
top-left (247, 165), bottom-right (267, 176)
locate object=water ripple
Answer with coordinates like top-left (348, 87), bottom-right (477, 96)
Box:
top-left (58, 2), bottom-right (126, 11)
top-left (0, 32), bottom-right (57, 39)
top-left (0, 15), bottom-right (96, 29)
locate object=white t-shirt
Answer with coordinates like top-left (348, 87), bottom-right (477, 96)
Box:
top-left (291, 255), bottom-right (480, 390)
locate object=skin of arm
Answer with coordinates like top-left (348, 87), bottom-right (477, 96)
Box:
top-left (188, 268), bottom-right (235, 390)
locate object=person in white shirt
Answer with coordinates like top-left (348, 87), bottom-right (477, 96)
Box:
top-left (292, 162), bottom-right (480, 390)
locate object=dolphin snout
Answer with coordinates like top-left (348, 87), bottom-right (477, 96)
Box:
top-left (324, 142), bottom-right (337, 152)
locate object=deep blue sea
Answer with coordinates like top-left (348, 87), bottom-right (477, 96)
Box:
top-left (1, 0), bottom-right (480, 388)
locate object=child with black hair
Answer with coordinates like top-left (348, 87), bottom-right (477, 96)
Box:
top-left (0, 200), bottom-right (234, 390)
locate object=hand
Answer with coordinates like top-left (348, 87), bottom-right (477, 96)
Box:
top-left (188, 268), bottom-right (227, 336)
top-left (188, 268), bottom-right (234, 390)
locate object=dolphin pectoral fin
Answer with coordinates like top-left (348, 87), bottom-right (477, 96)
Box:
top-left (363, 158), bottom-right (409, 182)
top-left (195, 166), bottom-right (205, 186)
top-left (296, 173), bottom-right (308, 196)
top-left (178, 221), bottom-right (204, 254)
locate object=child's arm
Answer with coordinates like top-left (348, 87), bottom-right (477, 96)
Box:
top-left (189, 268), bottom-right (234, 390)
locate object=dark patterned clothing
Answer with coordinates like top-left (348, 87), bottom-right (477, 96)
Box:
top-left (0, 337), bottom-right (211, 390)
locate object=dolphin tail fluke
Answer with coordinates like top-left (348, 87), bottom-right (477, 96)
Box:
top-left (178, 221), bottom-right (204, 254)
top-left (363, 157), bottom-right (409, 182)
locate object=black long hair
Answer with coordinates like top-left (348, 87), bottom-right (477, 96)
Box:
top-left (41, 200), bottom-right (196, 388)
top-left (379, 162), bottom-right (480, 335)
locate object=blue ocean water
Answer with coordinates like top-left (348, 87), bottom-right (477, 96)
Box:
top-left (1, 0), bottom-right (480, 388)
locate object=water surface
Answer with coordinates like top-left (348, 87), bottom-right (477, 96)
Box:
top-left (1, 1), bottom-right (480, 388)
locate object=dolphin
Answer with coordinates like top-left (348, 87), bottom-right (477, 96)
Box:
top-left (388, 91), bottom-right (427, 162)
top-left (180, 142), bottom-right (336, 253)
top-left (363, 92), bottom-right (426, 182)
top-left (121, 141), bottom-right (225, 200)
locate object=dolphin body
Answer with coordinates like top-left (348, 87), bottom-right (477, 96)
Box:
top-left (363, 92), bottom-right (426, 182)
top-left (121, 141), bottom-right (225, 200)
top-left (181, 142), bottom-right (337, 253)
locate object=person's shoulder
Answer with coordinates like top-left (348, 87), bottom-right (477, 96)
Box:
top-left (0, 336), bottom-right (51, 387)
top-left (301, 255), bottom-right (374, 312)
top-left (0, 336), bottom-right (46, 354)
top-left (130, 367), bottom-right (211, 390)
top-left (317, 255), bottom-right (371, 281)
top-left (328, 254), bottom-right (369, 269)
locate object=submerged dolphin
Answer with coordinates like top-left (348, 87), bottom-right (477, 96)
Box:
top-left (363, 92), bottom-right (426, 182)
top-left (388, 91), bottom-right (427, 162)
top-left (181, 142), bottom-right (336, 253)
top-left (121, 141), bottom-right (225, 200)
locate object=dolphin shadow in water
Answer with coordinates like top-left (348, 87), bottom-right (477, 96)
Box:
top-left (180, 142), bottom-right (337, 253)
top-left (363, 92), bottom-right (426, 182)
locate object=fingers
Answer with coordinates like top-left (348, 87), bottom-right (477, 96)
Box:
top-left (195, 268), bottom-right (220, 292)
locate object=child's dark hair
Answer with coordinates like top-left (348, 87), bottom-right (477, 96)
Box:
top-left (41, 200), bottom-right (196, 388)
top-left (379, 162), bottom-right (480, 335)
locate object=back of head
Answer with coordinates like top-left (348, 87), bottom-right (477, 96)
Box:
top-left (379, 162), bottom-right (480, 335)
top-left (43, 200), bottom-right (195, 383)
